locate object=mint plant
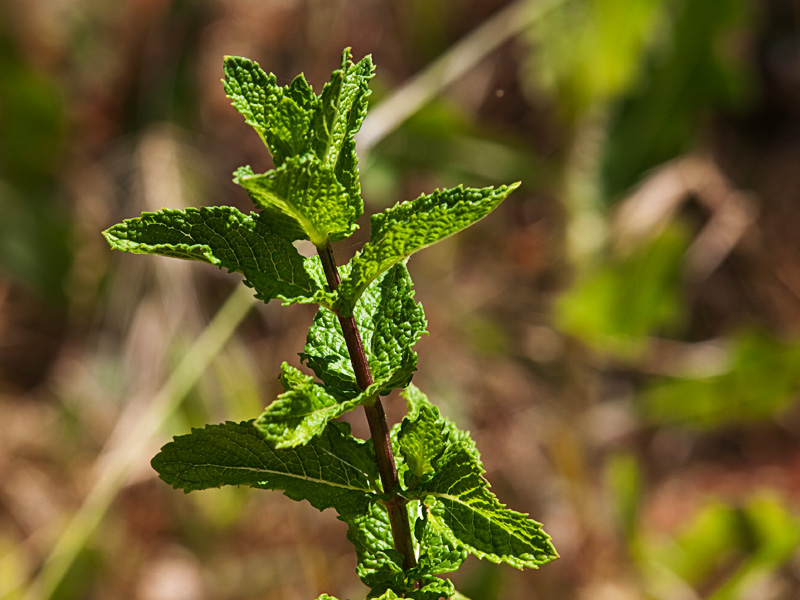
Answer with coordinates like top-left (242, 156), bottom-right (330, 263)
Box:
top-left (103, 49), bottom-right (557, 599)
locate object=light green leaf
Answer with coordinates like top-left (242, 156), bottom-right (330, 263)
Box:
top-left (254, 363), bottom-right (362, 448)
top-left (419, 447), bottom-right (558, 569)
top-left (223, 56), bottom-right (317, 165)
top-left (343, 500), bottom-right (405, 593)
top-left (402, 385), bottom-right (480, 463)
top-left (102, 206), bottom-right (325, 306)
top-left (407, 577), bottom-right (456, 600)
top-left (302, 263), bottom-right (426, 398)
top-left (151, 420), bottom-right (377, 516)
top-left (234, 153), bottom-right (359, 246)
top-left (342, 499), bottom-right (457, 599)
top-left (398, 398), bottom-right (446, 480)
top-left (412, 502), bottom-right (467, 577)
top-left (223, 51), bottom-right (371, 240)
top-left (336, 184), bottom-right (518, 315)
top-left (312, 49), bottom-right (375, 210)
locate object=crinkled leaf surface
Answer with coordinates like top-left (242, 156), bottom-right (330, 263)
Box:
top-left (223, 56), bottom-right (317, 165)
top-left (343, 500), bottom-right (405, 593)
top-left (336, 183), bottom-right (519, 315)
top-left (403, 385), bottom-right (480, 463)
top-left (414, 516), bottom-right (467, 578)
top-left (398, 396), bottom-right (446, 481)
top-left (255, 363), bottom-right (362, 448)
top-left (224, 50), bottom-right (373, 244)
top-left (234, 153), bottom-right (359, 246)
top-left (409, 577), bottom-right (456, 600)
top-left (342, 499), bottom-right (458, 599)
top-left (103, 206), bottom-right (326, 305)
top-left (152, 420), bottom-right (378, 516)
top-left (302, 263), bottom-right (426, 399)
top-left (312, 50), bottom-right (375, 209)
top-left (418, 447), bottom-right (558, 569)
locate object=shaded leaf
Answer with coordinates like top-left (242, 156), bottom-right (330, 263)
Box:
top-left (344, 500), bottom-right (405, 593)
top-left (152, 420), bottom-right (377, 516)
top-left (303, 263), bottom-right (426, 398)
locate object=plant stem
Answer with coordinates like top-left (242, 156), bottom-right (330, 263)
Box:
top-left (317, 242), bottom-right (417, 571)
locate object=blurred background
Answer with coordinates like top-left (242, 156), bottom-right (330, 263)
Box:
top-left (2, 0), bottom-right (800, 598)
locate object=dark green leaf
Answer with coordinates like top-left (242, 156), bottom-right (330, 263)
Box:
top-left (103, 206), bottom-right (326, 306)
top-left (344, 500), bottom-right (405, 593)
top-left (303, 263), bottom-right (426, 398)
top-left (152, 420), bottom-right (377, 516)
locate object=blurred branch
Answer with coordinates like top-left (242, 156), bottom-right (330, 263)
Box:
top-left (357, 0), bottom-right (568, 153)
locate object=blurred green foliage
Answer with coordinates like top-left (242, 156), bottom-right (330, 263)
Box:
top-left (643, 495), bottom-right (800, 599)
top-left (555, 225), bottom-right (689, 359)
top-left (602, 0), bottom-right (753, 197)
top-left (644, 330), bottom-right (800, 427)
top-left (0, 28), bottom-right (72, 302)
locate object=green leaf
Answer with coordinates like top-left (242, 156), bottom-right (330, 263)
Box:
top-left (418, 447), bottom-right (558, 570)
top-left (254, 363), bottom-right (363, 448)
top-left (407, 577), bottom-right (456, 600)
top-left (342, 498), bottom-right (460, 598)
top-left (336, 184), bottom-right (518, 315)
top-left (343, 500), bottom-right (405, 593)
top-left (402, 385), bottom-right (480, 463)
top-left (223, 56), bottom-right (317, 165)
top-left (312, 49), bottom-right (375, 213)
top-left (302, 263), bottom-right (426, 398)
top-left (234, 153), bottom-right (359, 246)
top-left (398, 396), bottom-right (446, 480)
top-left (151, 420), bottom-right (377, 516)
top-left (103, 206), bottom-right (326, 306)
top-left (412, 503), bottom-right (467, 577)
top-left (223, 50), bottom-right (372, 241)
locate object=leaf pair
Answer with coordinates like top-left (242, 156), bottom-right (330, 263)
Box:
top-left (344, 386), bottom-right (556, 596)
top-left (152, 386), bottom-right (557, 598)
top-left (224, 50), bottom-right (372, 246)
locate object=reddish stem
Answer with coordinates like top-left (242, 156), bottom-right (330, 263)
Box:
top-left (317, 242), bottom-right (417, 571)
